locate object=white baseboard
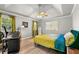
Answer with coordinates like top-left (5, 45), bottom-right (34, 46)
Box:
top-left (21, 36), bottom-right (32, 40)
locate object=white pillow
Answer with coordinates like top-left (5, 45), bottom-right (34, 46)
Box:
top-left (49, 34), bottom-right (58, 39)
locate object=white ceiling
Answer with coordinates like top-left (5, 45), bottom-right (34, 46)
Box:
top-left (0, 4), bottom-right (74, 19)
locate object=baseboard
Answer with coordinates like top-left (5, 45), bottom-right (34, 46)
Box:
top-left (21, 36), bottom-right (32, 40)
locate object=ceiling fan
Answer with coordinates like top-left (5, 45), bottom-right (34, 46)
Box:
top-left (37, 4), bottom-right (48, 18)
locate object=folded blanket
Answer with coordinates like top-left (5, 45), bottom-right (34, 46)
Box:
top-left (55, 34), bottom-right (65, 52)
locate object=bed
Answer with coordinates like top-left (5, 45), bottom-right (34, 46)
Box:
top-left (33, 34), bottom-right (66, 52)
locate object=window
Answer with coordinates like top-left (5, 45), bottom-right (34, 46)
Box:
top-left (2, 15), bottom-right (12, 32)
top-left (46, 21), bottom-right (58, 31)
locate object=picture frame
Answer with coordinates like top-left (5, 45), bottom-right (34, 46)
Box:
top-left (22, 22), bottom-right (28, 28)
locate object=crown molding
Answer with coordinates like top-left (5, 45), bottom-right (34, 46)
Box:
top-left (0, 8), bottom-right (37, 19)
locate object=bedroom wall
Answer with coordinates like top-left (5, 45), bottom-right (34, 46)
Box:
top-left (15, 14), bottom-right (72, 38)
top-left (41, 15), bottom-right (72, 34)
top-left (72, 5), bottom-right (79, 31)
top-left (15, 16), bottom-right (32, 38)
top-left (7, 8), bottom-right (73, 38)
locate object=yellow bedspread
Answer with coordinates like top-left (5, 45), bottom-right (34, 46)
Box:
top-left (33, 35), bottom-right (55, 48)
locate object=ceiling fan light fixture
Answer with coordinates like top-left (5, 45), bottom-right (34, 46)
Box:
top-left (40, 11), bottom-right (48, 16)
top-left (37, 11), bottom-right (48, 18)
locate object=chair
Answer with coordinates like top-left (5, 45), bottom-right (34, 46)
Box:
top-left (2, 26), bottom-right (8, 38)
top-left (0, 31), bottom-right (4, 49)
top-left (69, 30), bottom-right (79, 49)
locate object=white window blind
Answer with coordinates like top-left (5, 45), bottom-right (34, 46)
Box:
top-left (46, 21), bottom-right (58, 31)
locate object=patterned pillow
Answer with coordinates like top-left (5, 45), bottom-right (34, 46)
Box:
top-left (64, 32), bottom-right (74, 46)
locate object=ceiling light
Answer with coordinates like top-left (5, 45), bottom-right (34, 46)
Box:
top-left (37, 11), bottom-right (48, 18)
top-left (37, 4), bottom-right (48, 18)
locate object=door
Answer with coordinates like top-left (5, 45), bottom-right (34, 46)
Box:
top-left (32, 21), bottom-right (38, 37)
